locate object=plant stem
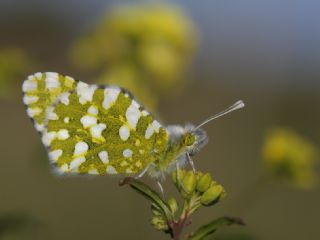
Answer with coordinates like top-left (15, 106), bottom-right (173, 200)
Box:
top-left (169, 209), bottom-right (190, 240)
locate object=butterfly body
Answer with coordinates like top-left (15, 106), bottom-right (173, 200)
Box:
top-left (22, 72), bottom-right (209, 179)
top-left (148, 125), bottom-right (208, 179)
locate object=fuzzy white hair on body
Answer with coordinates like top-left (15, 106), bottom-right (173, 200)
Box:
top-left (145, 100), bottom-right (245, 181)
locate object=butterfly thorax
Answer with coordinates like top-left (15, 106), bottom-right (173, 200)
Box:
top-left (148, 124), bottom-right (208, 180)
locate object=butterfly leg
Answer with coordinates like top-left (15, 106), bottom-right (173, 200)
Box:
top-left (176, 161), bottom-right (182, 183)
top-left (135, 165), bottom-right (149, 179)
top-left (187, 153), bottom-right (196, 173)
top-left (175, 161), bottom-right (189, 193)
top-left (157, 181), bottom-right (164, 197)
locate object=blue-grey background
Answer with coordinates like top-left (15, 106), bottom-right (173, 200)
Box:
top-left (0, 1), bottom-right (319, 239)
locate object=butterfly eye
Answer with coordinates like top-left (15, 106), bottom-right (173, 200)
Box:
top-left (183, 133), bottom-right (196, 146)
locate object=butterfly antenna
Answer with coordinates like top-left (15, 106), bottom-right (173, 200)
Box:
top-left (193, 100), bottom-right (245, 131)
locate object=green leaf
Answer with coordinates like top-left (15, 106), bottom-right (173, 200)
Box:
top-left (0, 212), bottom-right (37, 237)
top-left (189, 216), bottom-right (244, 240)
top-left (120, 177), bottom-right (173, 221)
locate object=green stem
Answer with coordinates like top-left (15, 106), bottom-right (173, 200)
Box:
top-left (170, 206), bottom-right (190, 240)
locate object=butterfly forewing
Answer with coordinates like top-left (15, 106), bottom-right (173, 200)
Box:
top-left (22, 72), bottom-right (77, 132)
top-left (41, 80), bottom-right (169, 175)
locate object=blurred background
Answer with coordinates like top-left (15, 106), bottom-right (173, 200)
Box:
top-left (1, 0), bottom-right (320, 239)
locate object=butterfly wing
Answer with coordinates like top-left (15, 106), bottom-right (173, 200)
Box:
top-left (22, 72), bottom-right (77, 132)
top-left (38, 78), bottom-right (169, 175)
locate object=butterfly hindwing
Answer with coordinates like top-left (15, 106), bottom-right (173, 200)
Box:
top-left (41, 80), bottom-right (169, 175)
top-left (22, 72), bottom-right (77, 132)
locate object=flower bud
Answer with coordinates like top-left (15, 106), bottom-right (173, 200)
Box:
top-left (151, 204), bottom-right (162, 217)
top-left (151, 216), bottom-right (168, 231)
top-left (167, 197), bottom-right (178, 214)
top-left (171, 169), bottom-right (186, 189)
top-left (182, 171), bottom-right (197, 194)
top-left (196, 173), bottom-right (212, 192)
top-left (200, 184), bottom-right (225, 206)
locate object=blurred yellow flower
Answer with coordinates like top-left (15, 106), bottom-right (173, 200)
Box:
top-left (70, 3), bottom-right (197, 110)
top-left (262, 128), bottom-right (318, 189)
top-left (0, 48), bottom-right (33, 98)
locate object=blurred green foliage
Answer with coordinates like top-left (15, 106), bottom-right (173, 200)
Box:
top-left (0, 48), bottom-right (33, 98)
top-left (262, 128), bottom-right (318, 189)
top-left (70, 3), bottom-right (197, 111)
top-left (0, 212), bottom-right (37, 238)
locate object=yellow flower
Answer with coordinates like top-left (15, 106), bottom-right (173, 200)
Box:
top-left (70, 3), bottom-right (197, 110)
top-left (262, 128), bottom-right (317, 189)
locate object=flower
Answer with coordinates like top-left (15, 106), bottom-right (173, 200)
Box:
top-left (70, 3), bottom-right (197, 110)
top-left (262, 128), bottom-right (317, 189)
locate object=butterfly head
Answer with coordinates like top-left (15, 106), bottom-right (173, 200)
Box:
top-left (167, 124), bottom-right (208, 157)
top-left (182, 126), bottom-right (208, 156)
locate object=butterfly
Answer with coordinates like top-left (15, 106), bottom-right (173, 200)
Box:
top-left (22, 72), bottom-right (244, 179)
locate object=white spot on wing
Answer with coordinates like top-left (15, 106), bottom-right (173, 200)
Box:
top-left (126, 101), bottom-right (141, 129)
top-left (106, 166), bottom-right (117, 174)
top-left (64, 117), bottom-right (70, 123)
top-left (46, 72), bottom-right (58, 78)
top-left (27, 107), bottom-right (42, 117)
top-left (76, 82), bottom-right (97, 104)
top-left (119, 125), bottom-right (130, 141)
top-left (103, 88), bottom-right (120, 110)
top-left (23, 95), bottom-right (38, 104)
top-left (90, 123), bottom-right (106, 139)
top-left (34, 72), bottom-right (42, 80)
top-left (60, 163), bottom-right (69, 172)
top-left (123, 149), bottom-right (133, 158)
top-left (45, 72), bottom-right (60, 90)
top-left (47, 110), bottom-right (58, 120)
top-left (88, 106), bottom-right (98, 115)
top-left (22, 79), bottom-right (37, 92)
top-left (35, 123), bottom-right (44, 132)
top-left (49, 149), bottom-right (62, 162)
top-left (60, 92), bottom-right (70, 105)
top-left (141, 110), bottom-right (149, 116)
top-left (145, 124), bottom-right (154, 139)
top-left (57, 129), bottom-right (69, 140)
top-left (74, 141), bottom-right (89, 156)
top-left (80, 115), bottom-right (97, 128)
top-left (42, 131), bottom-right (56, 146)
top-left (98, 151), bottom-right (109, 164)
top-left (70, 157), bottom-right (86, 171)
top-left (152, 120), bottom-right (161, 133)
top-left (132, 100), bottom-right (140, 108)
top-left (88, 169), bottom-right (99, 175)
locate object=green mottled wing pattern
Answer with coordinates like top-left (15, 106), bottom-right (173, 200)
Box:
top-left (22, 72), bottom-right (77, 132)
top-left (24, 73), bottom-right (169, 175)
